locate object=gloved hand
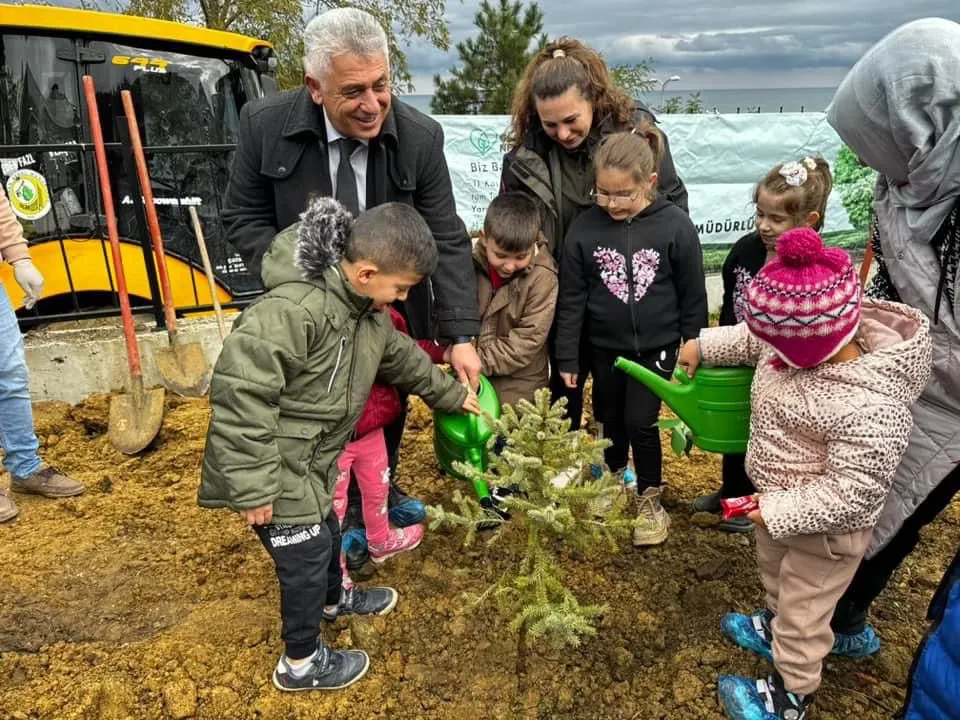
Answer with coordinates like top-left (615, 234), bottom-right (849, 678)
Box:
top-left (12, 259), bottom-right (44, 309)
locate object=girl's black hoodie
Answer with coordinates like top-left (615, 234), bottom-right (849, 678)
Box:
top-left (555, 196), bottom-right (708, 373)
top-left (719, 231), bottom-right (768, 327)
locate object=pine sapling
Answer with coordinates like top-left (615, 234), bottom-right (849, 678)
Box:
top-left (429, 389), bottom-right (651, 663)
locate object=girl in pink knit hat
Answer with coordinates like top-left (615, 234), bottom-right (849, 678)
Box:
top-left (677, 227), bottom-right (933, 720)
top-left (694, 157), bottom-right (834, 532)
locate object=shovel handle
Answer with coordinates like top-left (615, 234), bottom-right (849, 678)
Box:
top-left (120, 89), bottom-right (178, 338)
top-left (859, 237), bottom-right (874, 286)
top-left (188, 206), bottom-right (227, 341)
top-left (83, 76), bottom-right (142, 380)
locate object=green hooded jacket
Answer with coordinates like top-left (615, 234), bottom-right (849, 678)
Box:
top-left (198, 224), bottom-right (468, 525)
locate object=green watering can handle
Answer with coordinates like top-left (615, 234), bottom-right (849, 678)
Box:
top-left (673, 366), bottom-right (693, 385)
top-left (465, 378), bottom-right (485, 443)
top-left (467, 412), bottom-right (480, 443)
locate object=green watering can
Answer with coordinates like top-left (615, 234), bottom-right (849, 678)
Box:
top-left (614, 358), bottom-right (755, 454)
top-left (433, 374), bottom-right (501, 500)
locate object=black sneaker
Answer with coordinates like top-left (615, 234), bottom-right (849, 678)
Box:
top-left (692, 489), bottom-right (722, 514)
top-left (718, 516), bottom-right (756, 533)
top-left (491, 484), bottom-right (521, 500)
top-left (477, 495), bottom-right (510, 531)
top-left (272, 646), bottom-right (370, 691)
top-left (322, 585), bottom-right (398, 622)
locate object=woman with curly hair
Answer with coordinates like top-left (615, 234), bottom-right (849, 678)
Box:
top-left (500, 36), bottom-right (689, 430)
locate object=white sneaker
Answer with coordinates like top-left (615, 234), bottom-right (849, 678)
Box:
top-left (632, 486), bottom-right (670, 546)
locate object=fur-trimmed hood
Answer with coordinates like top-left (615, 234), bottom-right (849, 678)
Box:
top-left (260, 198), bottom-right (353, 289)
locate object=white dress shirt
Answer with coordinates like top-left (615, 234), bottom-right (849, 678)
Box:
top-left (324, 109), bottom-right (369, 213)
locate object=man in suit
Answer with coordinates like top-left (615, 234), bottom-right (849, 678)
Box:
top-left (223, 7), bottom-right (482, 565)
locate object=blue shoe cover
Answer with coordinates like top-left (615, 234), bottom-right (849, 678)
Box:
top-left (388, 497), bottom-right (426, 527)
top-left (720, 610), bottom-right (774, 661)
top-left (718, 675), bottom-right (776, 720)
top-left (831, 625), bottom-right (880, 658)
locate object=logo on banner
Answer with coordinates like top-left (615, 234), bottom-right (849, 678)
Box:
top-left (469, 127), bottom-right (498, 157)
top-left (6, 169), bottom-right (51, 221)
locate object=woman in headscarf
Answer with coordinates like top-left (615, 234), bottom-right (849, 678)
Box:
top-left (500, 36), bottom-right (689, 431)
top-left (825, 17), bottom-right (960, 658)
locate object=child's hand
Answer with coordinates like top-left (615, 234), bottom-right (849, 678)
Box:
top-left (560, 372), bottom-right (578, 389)
top-left (442, 346), bottom-right (452, 364)
top-left (462, 387), bottom-right (481, 415)
top-left (746, 496), bottom-right (765, 529)
top-left (677, 339), bottom-right (701, 377)
top-left (241, 503), bottom-right (273, 526)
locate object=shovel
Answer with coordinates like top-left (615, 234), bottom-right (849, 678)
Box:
top-left (120, 89), bottom-right (211, 397)
top-left (83, 75), bottom-right (164, 454)
top-left (188, 206), bottom-right (227, 342)
top-left (859, 237), bottom-right (874, 286)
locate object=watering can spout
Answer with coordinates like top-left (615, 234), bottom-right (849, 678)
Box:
top-left (613, 357), bottom-right (700, 431)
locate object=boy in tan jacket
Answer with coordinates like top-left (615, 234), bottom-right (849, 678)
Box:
top-left (0, 186), bottom-right (84, 522)
top-left (468, 193), bottom-right (558, 408)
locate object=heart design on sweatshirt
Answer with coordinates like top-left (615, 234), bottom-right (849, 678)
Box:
top-left (594, 246), bottom-right (661, 303)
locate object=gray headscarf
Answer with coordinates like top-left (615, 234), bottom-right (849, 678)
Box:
top-left (827, 17), bottom-right (960, 320)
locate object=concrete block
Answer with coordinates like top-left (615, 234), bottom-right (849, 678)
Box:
top-left (23, 315), bottom-right (230, 404)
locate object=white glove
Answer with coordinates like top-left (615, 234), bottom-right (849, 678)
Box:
top-left (12, 259), bottom-right (44, 309)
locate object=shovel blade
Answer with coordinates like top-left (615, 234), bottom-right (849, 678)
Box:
top-left (156, 342), bottom-right (212, 397)
top-left (108, 386), bottom-right (165, 455)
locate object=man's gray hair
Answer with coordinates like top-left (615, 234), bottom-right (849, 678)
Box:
top-left (302, 8), bottom-right (390, 78)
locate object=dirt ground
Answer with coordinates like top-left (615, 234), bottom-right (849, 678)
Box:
top-left (0, 394), bottom-right (956, 720)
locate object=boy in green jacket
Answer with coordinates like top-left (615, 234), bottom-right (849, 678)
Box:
top-left (199, 198), bottom-right (479, 692)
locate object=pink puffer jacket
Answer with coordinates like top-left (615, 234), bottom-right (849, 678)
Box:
top-left (698, 299), bottom-right (932, 539)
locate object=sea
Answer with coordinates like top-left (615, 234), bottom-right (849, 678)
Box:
top-left (397, 87), bottom-right (838, 115)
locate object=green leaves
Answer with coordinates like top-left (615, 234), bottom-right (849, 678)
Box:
top-left (610, 60), bottom-right (656, 97)
top-left (658, 418), bottom-right (694, 457)
top-left (659, 92), bottom-right (704, 115)
top-left (117, 0), bottom-right (451, 92)
top-left (834, 145), bottom-right (877, 232)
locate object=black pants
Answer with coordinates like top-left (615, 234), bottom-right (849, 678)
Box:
top-left (720, 453), bottom-right (756, 498)
top-left (831, 464), bottom-right (960, 635)
top-left (591, 345), bottom-right (677, 490)
top-left (549, 325), bottom-right (592, 432)
top-left (255, 511), bottom-right (343, 660)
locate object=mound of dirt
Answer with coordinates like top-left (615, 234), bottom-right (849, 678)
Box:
top-left (0, 395), bottom-right (956, 719)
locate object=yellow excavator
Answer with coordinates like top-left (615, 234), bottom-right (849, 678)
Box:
top-left (0, 4), bottom-right (275, 320)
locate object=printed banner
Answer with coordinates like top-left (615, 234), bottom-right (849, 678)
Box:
top-left (439, 112), bottom-right (854, 244)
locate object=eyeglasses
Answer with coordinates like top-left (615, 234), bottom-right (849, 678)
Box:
top-left (591, 189), bottom-right (644, 207)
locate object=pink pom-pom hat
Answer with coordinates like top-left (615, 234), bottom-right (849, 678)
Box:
top-left (744, 227), bottom-right (862, 369)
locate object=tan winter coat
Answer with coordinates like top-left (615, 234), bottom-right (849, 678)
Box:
top-left (0, 186), bottom-right (30, 264)
top-left (698, 300), bottom-right (932, 540)
top-left (473, 235), bottom-right (558, 407)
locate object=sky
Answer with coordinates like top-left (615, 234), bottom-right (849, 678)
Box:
top-left (403, 0), bottom-right (960, 93)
